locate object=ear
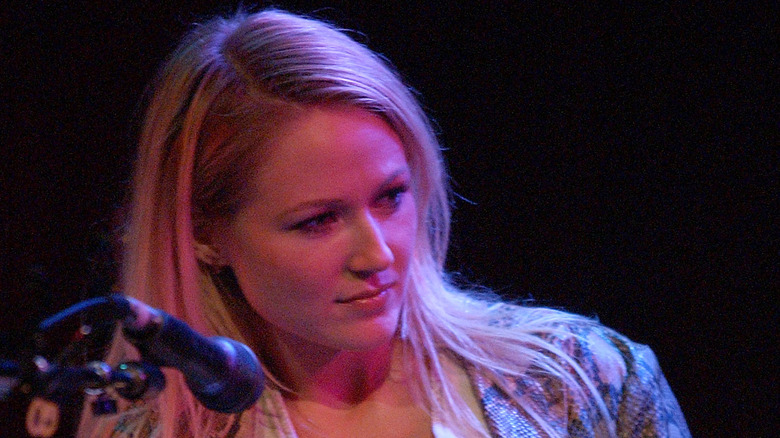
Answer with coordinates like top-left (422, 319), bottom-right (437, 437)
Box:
top-left (194, 241), bottom-right (228, 268)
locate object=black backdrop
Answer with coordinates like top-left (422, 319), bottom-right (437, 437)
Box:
top-left (2, 1), bottom-right (776, 436)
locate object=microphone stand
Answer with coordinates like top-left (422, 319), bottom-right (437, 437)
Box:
top-left (4, 293), bottom-right (263, 437)
top-left (1, 295), bottom-right (166, 422)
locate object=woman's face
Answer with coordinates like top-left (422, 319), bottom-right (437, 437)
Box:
top-left (215, 107), bottom-right (418, 353)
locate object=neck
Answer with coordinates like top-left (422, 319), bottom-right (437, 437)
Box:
top-left (262, 330), bottom-right (397, 407)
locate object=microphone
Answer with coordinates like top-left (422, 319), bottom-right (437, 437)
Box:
top-left (118, 296), bottom-right (264, 413)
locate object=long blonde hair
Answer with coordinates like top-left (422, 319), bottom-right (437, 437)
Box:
top-left (79, 9), bottom-right (613, 437)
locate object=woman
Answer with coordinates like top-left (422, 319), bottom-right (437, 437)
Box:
top-left (79, 8), bottom-right (690, 438)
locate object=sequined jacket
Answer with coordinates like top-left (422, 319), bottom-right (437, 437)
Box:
top-left (465, 305), bottom-right (691, 437)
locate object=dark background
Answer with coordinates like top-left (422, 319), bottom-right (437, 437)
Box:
top-left (2, 1), bottom-right (776, 436)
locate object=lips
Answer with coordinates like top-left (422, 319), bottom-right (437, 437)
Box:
top-left (335, 289), bottom-right (383, 304)
top-left (335, 284), bottom-right (393, 304)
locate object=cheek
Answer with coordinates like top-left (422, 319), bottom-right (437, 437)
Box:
top-left (392, 201), bottom-right (419, 260)
top-left (226, 237), bottom-right (343, 309)
top-left (229, 256), bottom-right (320, 333)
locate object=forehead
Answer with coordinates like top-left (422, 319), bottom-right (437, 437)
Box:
top-left (247, 107), bottom-right (409, 202)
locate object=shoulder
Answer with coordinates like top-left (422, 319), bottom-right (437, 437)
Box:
top-left (476, 303), bottom-right (691, 437)
top-left (484, 302), bottom-right (659, 386)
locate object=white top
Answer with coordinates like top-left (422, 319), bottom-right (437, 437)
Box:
top-left (244, 352), bottom-right (489, 437)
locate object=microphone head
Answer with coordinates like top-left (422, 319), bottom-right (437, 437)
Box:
top-left (187, 337), bottom-right (264, 413)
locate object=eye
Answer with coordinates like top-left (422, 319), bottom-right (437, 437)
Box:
top-left (376, 184), bottom-right (409, 211)
top-left (291, 211), bottom-right (339, 235)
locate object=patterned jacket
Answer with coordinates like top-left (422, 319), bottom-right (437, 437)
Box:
top-left (466, 304), bottom-right (691, 437)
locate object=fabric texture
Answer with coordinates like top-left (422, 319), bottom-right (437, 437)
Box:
top-left (468, 304), bottom-right (691, 438)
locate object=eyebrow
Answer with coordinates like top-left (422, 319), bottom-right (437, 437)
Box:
top-left (279, 168), bottom-right (411, 217)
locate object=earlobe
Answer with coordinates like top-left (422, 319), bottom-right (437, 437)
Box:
top-left (194, 242), bottom-right (228, 268)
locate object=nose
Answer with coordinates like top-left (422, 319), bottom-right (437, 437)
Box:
top-left (347, 211), bottom-right (394, 278)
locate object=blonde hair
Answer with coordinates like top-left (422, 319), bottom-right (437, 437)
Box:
top-left (79, 9), bottom-right (613, 437)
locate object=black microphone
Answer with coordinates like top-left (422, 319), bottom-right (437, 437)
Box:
top-left (118, 296), bottom-right (264, 413)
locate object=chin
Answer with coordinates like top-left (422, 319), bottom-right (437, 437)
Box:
top-left (333, 313), bottom-right (401, 352)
